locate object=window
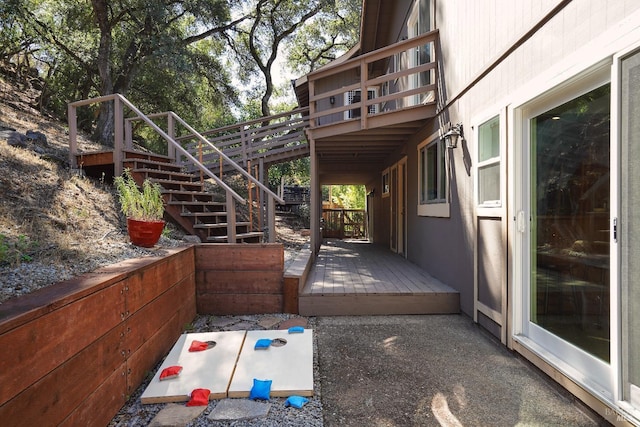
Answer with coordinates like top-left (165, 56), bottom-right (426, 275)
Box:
top-left (477, 116), bottom-right (501, 206)
top-left (344, 88), bottom-right (379, 120)
top-left (417, 134), bottom-right (449, 217)
top-left (382, 168), bottom-right (390, 197)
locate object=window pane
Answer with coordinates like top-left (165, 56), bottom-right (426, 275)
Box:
top-left (531, 83), bottom-right (610, 362)
top-left (479, 116), bottom-right (500, 162)
top-left (427, 143), bottom-right (437, 200)
top-left (437, 141), bottom-right (446, 199)
top-left (479, 163), bottom-right (500, 204)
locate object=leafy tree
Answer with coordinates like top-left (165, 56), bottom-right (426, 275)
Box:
top-left (7, 0), bottom-right (244, 145)
top-left (226, 0), bottom-right (360, 117)
top-left (286, 0), bottom-right (361, 74)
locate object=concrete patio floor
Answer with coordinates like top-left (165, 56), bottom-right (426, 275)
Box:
top-left (316, 314), bottom-right (608, 426)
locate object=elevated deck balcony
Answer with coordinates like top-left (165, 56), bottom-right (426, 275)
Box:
top-left (297, 30), bottom-right (439, 170)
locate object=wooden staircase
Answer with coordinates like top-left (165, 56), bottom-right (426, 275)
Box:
top-left (68, 94), bottom-right (296, 244)
top-left (123, 150), bottom-right (263, 243)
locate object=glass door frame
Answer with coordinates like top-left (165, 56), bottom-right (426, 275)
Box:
top-left (613, 43), bottom-right (640, 417)
top-left (511, 64), bottom-right (614, 400)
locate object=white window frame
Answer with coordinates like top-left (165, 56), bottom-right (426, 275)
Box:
top-left (475, 114), bottom-right (503, 210)
top-left (382, 168), bottom-right (390, 198)
top-left (417, 132), bottom-right (449, 217)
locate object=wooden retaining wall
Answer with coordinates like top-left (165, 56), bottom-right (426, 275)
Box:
top-left (0, 247), bottom-right (196, 427)
top-left (195, 243), bottom-right (287, 315)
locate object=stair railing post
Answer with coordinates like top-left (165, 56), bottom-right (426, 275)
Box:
top-left (68, 104), bottom-right (77, 169)
top-left (268, 195), bottom-right (276, 243)
top-left (124, 118), bottom-right (133, 150)
top-left (247, 160), bottom-right (253, 232)
top-left (259, 158), bottom-right (265, 232)
top-left (241, 125), bottom-right (248, 167)
top-left (167, 113), bottom-right (176, 161)
top-left (198, 139), bottom-right (204, 183)
top-left (226, 195), bottom-right (236, 243)
top-left (113, 96), bottom-right (124, 177)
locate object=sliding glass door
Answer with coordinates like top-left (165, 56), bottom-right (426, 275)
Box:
top-left (519, 70), bottom-right (612, 393)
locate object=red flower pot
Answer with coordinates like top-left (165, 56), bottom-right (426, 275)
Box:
top-left (126, 218), bottom-right (165, 248)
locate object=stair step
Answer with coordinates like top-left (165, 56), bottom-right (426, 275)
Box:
top-left (207, 231), bottom-right (264, 243)
top-left (164, 190), bottom-right (218, 204)
top-left (152, 179), bottom-right (203, 191)
top-left (138, 169), bottom-right (198, 182)
top-left (123, 149), bottom-right (174, 163)
top-left (181, 212), bottom-right (227, 218)
top-left (123, 158), bottom-right (184, 173)
top-left (193, 221), bottom-right (252, 230)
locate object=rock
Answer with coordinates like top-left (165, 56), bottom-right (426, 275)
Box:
top-left (149, 403), bottom-right (206, 427)
top-left (3, 131), bottom-right (27, 147)
top-left (207, 399), bottom-right (270, 421)
top-left (182, 235), bottom-right (201, 244)
top-left (26, 130), bottom-right (48, 146)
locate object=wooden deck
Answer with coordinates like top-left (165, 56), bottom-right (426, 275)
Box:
top-left (299, 239), bottom-right (460, 316)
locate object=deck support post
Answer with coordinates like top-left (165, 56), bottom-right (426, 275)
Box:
top-left (113, 96), bottom-right (124, 177)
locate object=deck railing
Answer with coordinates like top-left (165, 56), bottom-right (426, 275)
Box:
top-left (307, 30), bottom-right (438, 131)
top-left (67, 94), bottom-right (285, 242)
top-left (174, 107), bottom-right (309, 174)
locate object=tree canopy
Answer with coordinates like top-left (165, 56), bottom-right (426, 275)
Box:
top-left (1, 0), bottom-right (360, 147)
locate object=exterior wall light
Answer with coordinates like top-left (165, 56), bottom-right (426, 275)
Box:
top-left (443, 123), bottom-right (463, 149)
top-left (329, 96), bottom-right (335, 105)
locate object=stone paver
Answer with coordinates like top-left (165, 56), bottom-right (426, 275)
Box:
top-left (278, 317), bottom-right (308, 330)
top-left (148, 403), bottom-right (206, 427)
top-left (209, 317), bottom-right (238, 328)
top-left (207, 399), bottom-right (271, 421)
top-left (258, 316), bottom-right (282, 329)
top-left (226, 321), bottom-right (256, 331)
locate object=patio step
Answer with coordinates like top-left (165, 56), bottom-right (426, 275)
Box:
top-left (298, 239), bottom-right (460, 316)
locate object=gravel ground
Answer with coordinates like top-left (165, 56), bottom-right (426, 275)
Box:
top-left (0, 234), bottom-right (191, 303)
top-left (108, 314), bottom-right (323, 427)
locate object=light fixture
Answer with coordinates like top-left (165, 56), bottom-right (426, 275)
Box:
top-left (443, 123), bottom-right (463, 149)
top-left (329, 96), bottom-right (335, 105)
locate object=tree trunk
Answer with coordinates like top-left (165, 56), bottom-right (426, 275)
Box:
top-left (92, 0), bottom-right (115, 146)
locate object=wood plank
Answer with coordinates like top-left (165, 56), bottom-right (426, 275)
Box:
top-left (196, 270), bottom-right (283, 294)
top-left (299, 293), bottom-right (460, 316)
top-left (126, 248), bottom-right (195, 313)
top-left (126, 275), bottom-right (196, 356)
top-left (197, 294), bottom-right (283, 315)
top-left (228, 329), bottom-right (314, 398)
top-left (0, 270), bottom-right (126, 334)
top-left (140, 331), bottom-right (247, 403)
top-left (59, 362), bottom-right (127, 427)
top-left (0, 324), bottom-right (127, 426)
top-left (283, 277), bottom-right (299, 314)
top-left (0, 283), bottom-right (125, 406)
top-left (127, 293), bottom-right (196, 398)
top-left (195, 244), bottom-right (283, 271)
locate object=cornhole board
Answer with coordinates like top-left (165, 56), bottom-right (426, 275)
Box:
top-left (140, 331), bottom-right (246, 404)
top-left (227, 329), bottom-right (314, 398)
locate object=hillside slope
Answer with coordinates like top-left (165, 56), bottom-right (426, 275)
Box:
top-left (0, 71), bottom-right (188, 303)
top-left (0, 70), bottom-right (309, 304)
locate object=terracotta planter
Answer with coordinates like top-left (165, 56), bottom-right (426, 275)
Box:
top-left (126, 218), bottom-right (165, 248)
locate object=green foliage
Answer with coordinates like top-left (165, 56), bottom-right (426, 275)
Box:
top-left (114, 169), bottom-right (165, 221)
top-left (0, 234), bottom-right (35, 266)
top-left (286, 0), bottom-right (361, 74)
top-left (324, 185), bottom-right (365, 209)
top-left (268, 157), bottom-right (310, 190)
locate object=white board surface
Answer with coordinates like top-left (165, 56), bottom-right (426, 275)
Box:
top-left (228, 329), bottom-right (314, 398)
top-left (140, 331), bottom-right (246, 404)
